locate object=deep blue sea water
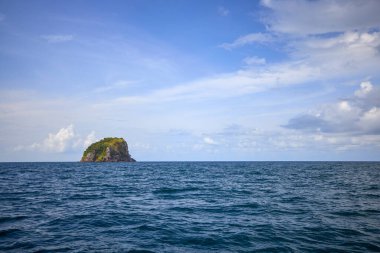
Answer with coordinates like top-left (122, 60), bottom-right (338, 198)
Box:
top-left (0, 162), bottom-right (379, 252)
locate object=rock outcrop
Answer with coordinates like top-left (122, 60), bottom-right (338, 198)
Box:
top-left (80, 137), bottom-right (136, 162)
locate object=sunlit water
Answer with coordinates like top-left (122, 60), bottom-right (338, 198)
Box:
top-left (0, 162), bottom-right (379, 252)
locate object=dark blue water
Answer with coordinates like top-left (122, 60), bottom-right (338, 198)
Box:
top-left (0, 162), bottom-right (379, 252)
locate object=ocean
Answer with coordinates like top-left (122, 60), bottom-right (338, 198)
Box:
top-left (0, 162), bottom-right (379, 252)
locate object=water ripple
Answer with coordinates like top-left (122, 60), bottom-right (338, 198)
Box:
top-left (0, 161), bottom-right (379, 252)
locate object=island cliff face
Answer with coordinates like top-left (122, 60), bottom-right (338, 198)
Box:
top-left (80, 137), bottom-right (136, 162)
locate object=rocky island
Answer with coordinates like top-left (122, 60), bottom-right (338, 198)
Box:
top-left (80, 137), bottom-right (136, 162)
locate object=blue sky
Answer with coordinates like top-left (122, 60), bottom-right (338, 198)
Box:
top-left (1, 0), bottom-right (380, 161)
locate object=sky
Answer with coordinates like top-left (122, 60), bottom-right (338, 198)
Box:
top-left (1, 0), bottom-right (380, 161)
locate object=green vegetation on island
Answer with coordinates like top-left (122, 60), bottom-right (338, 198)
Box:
top-left (80, 137), bottom-right (136, 162)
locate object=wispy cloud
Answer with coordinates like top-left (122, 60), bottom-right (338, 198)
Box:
top-left (0, 13), bottom-right (5, 22)
top-left (41, 34), bottom-right (74, 43)
top-left (93, 80), bottom-right (139, 93)
top-left (217, 6), bottom-right (230, 16)
top-left (188, 30), bottom-right (378, 103)
top-left (243, 56), bottom-right (266, 65)
top-left (261, 0), bottom-right (380, 35)
top-left (115, 36), bottom-right (379, 105)
top-left (114, 62), bottom-right (318, 104)
top-left (220, 33), bottom-right (272, 49)
top-left (2, 0), bottom-right (380, 161)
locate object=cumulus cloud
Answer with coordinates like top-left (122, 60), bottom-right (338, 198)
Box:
top-left (359, 107), bottom-right (380, 134)
top-left (217, 6), bottom-right (230, 16)
top-left (355, 81), bottom-right (373, 98)
top-left (284, 81), bottom-right (380, 135)
top-left (83, 131), bottom-right (97, 148)
top-left (261, 0), bottom-right (380, 35)
top-left (203, 137), bottom-right (218, 145)
top-left (293, 32), bottom-right (380, 64)
top-left (15, 125), bottom-right (96, 152)
top-left (220, 33), bottom-right (272, 49)
top-left (41, 34), bottom-right (74, 43)
top-left (299, 32), bottom-right (380, 85)
top-left (29, 124), bottom-right (75, 152)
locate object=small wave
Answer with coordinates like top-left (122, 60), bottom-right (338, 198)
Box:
top-left (340, 241), bottom-right (380, 252)
top-left (330, 210), bottom-right (366, 217)
top-left (1, 161), bottom-right (379, 252)
top-left (0, 228), bottom-right (22, 237)
top-left (127, 250), bottom-right (155, 253)
top-left (0, 215), bottom-right (27, 224)
top-left (182, 236), bottom-right (221, 247)
top-left (132, 224), bottom-right (164, 233)
top-left (335, 228), bottom-right (365, 236)
top-left (66, 193), bottom-right (106, 200)
top-left (233, 202), bottom-right (260, 209)
top-left (152, 187), bottom-right (199, 194)
top-left (168, 206), bottom-right (195, 213)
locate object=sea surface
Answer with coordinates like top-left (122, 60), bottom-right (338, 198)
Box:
top-left (0, 162), bottom-right (379, 252)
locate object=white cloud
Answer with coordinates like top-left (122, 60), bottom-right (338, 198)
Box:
top-left (111, 30), bottom-right (380, 106)
top-left (355, 81), bottom-right (373, 98)
top-left (300, 31), bottom-right (380, 54)
top-left (203, 136), bottom-right (218, 145)
top-left (41, 34), bottom-right (74, 43)
top-left (243, 56), bottom-right (266, 65)
top-left (131, 142), bottom-right (152, 150)
top-left (3, 1), bottom-right (380, 161)
top-left (114, 61), bottom-right (320, 105)
top-left (359, 107), bottom-right (380, 134)
top-left (299, 32), bottom-right (380, 51)
top-left (218, 6), bottom-right (230, 16)
top-left (83, 131), bottom-right (97, 148)
top-left (289, 31), bottom-right (380, 75)
top-left (197, 30), bottom-right (379, 105)
top-left (93, 80), bottom-right (139, 93)
top-left (32, 124), bottom-right (75, 152)
top-left (261, 0), bottom-right (380, 35)
top-left (285, 81), bottom-right (380, 135)
top-left (220, 33), bottom-right (272, 49)
top-left (15, 125), bottom-right (97, 153)
top-left (207, 124), bottom-right (380, 154)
